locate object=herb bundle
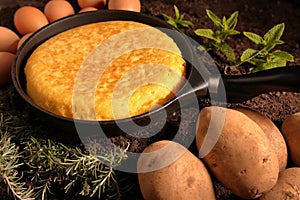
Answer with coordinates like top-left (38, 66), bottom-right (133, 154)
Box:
top-left (0, 86), bottom-right (130, 200)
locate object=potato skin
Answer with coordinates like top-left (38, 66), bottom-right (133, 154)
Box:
top-left (137, 140), bottom-right (216, 200)
top-left (281, 112), bottom-right (300, 166)
top-left (259, 167), bottom-right (300, 200)
top-left (235, 107), bottom-right (287, 171)
top-left (196, 106), bottom-right (279, 199)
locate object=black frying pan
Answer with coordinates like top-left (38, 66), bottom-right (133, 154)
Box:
top-left (11, 10), bottom-right (300, 140)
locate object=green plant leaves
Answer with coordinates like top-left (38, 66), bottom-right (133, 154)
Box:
top-left (226, 11), bottom-right (239, 29)
top-left (240, 48), bottom-right (259, 62)
top-left (180, 19), bottom-right (194, 28)
top-left (226, 29), bottom-right (240, 35)
top-left (242, 23), bottom-right (294, 72)
top-left (248, 50), bottom-right (294, 72)
top-left (263, 23), bottom-right (285, 45)
top-left (243, 32), bottom-right (263, 45)
top-left (205, 9), bottom-right (239, 33)
top-left (272, 50), bottom-right (294, 61)
top-left (264, 40), bottom-right (284, 52)
top-left (206, 9), bottom-right (223, 29)
top-left (162, 15), bottom-right (178, 28)
top-left (250, 56), bottom-right (286, 72)
top-left (217, 43), bottom-right (236, 63)
top-left (174, 4), bottom-right (180, 19)
top-left (172, 7), bottom-right (293, 73)
top-left (194, 9), bottom-right (240, 39)
top-left (244, 23), bottom-right (285, 53)
top-left (194, 9), bottom-right (240, 63)
top-left (194, 29), bottom-right (216, 41)
top-left (162, 5), bottom-right (194, 31)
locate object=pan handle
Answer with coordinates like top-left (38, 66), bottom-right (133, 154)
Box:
top-left (219, 66), bottom-right (300, 103)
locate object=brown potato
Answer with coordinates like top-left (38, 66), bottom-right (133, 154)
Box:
top-left (196, 106), bottom-right (279, 199)
top-left (137, 140), bottom-right (216, 200)
top-left (281, 112), bottom-right (300, 166)
top-left (259, 167), bottom-right (300, 200)
top-left (235, 107), bottom-right (287, 171)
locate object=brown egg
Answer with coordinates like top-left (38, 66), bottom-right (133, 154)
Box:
top-left (77, 0), bottom-right (106, 9)
top-left (79, 7), bottom-right (98, 13)
top-left (17, 33), bottom-right (33, 49)
top-left (44, 0), bottom-right (75, 23)
top-left (0, 52), bottom-right (15, 86)
top-left (14, 6), bottom-right (49, 35)
top-left (0, 26), bottom-right (20, 53)
top-left (108, 0), bottom-right (141, 12)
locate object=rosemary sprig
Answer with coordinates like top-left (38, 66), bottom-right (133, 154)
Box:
top-left (0, 85), bottom-right (131, 199)
top-left (23, 137), bottom-right (129, 200)
top-left (0, 130), bottom-right (34, 200)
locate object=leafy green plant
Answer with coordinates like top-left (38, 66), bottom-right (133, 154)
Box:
top-left (194, 10), bottom-right (294, 72)
top-left (240, 23), bottom-right (294, 72)
top-left (194, 9), bottom-right (240, 63)
top-left (162, 5), bottom-right (194, 31)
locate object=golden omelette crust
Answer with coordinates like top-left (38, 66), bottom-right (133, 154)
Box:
top-left (25, 21), bottom-right (186, 120)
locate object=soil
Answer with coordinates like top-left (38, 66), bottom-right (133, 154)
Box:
top-left (0, 0), bottom-right (300, 199)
